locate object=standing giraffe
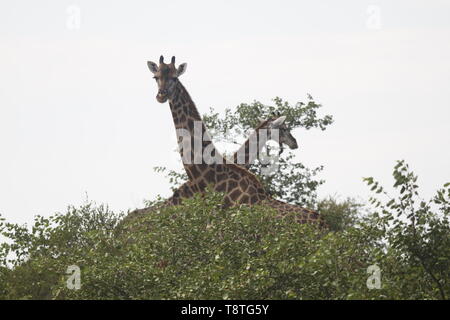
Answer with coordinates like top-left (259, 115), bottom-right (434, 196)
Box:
top-left (145, 55), bottom-right (324, 226)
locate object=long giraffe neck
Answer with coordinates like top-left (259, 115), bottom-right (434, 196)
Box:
top-left (166, 80), bottom-right (271, 207)
top-left (166, 120), bottom-right (272, 206)
top-left (168, 81), bottom-right (226, 180)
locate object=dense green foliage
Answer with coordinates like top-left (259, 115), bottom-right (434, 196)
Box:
top-left (0, 162), bottom-right (448, 299)
top-left (0, 96), bottom-right (447, 299)
top-left (363, 161), bottom-right (449, 299)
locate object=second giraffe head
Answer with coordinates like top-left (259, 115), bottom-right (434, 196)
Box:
top-left (147, 55), bottom-right (187, 103)
top-left (262, 116), bottom-right (298, 153)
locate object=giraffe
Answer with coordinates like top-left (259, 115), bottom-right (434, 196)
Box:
top-left (145, 55), bottom-right (324, 226)
top-left (165, 115), bottom-right (298, 206)
top-left (229, 115), bottom-right (298, 168)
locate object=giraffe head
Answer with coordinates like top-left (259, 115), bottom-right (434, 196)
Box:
top-left (147, 55), bottom-right (187, 103)
top-left (265, 116), bottom-right (298, 152)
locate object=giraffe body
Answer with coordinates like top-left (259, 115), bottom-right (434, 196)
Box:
top-left (166, 115), bottom-right (297, 205)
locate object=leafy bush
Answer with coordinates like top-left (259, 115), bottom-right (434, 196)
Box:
top-left (363, 160), bottom-right (449, 299)
top-left (0, 203), bottom-right (123, 299)
top-left (0, 161), bottom-right (448, 300)
top-left (317, 196), bottom-right (364, 232)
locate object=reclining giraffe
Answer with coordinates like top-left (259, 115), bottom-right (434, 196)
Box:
top-left (229, 114), bottom-right (298, 168)
top-left (144, 55), bottom-right (324, 226)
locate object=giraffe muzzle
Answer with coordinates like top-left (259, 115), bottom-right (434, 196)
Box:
top-left (157, 89), bottom-right (169, 103)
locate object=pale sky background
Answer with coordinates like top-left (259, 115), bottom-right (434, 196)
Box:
top-left (0, 0), bottom-right (449, 225)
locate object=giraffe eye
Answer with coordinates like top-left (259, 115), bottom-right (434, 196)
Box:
top-left (153, 76), bottom-right (159, 80)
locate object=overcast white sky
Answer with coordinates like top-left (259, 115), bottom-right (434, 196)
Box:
top-left (0, 0), bottom-right (449, 225)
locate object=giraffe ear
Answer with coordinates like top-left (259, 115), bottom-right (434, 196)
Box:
top-left (177, 63), bottom-right (187, 76)
top-left (271, 116), bottom-right (287, 129)
top-left (147, 61), bottom-right (159, 74)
